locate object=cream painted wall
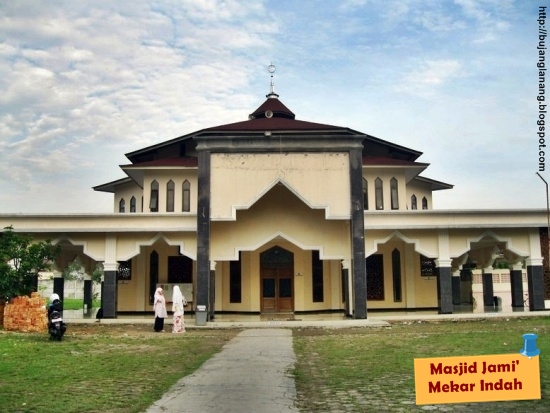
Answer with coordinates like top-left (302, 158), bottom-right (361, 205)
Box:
top-left (211, 184), bottom-right (350, 261)
top-left (141, 169), bottom-right (198, 213)
top-left (118, 242), bottom-right (196, 312)
top-left (114, 181), bottom-right (143, 212)
top-left (412, 251), bottom-right (438, 307)
top-left (115, 232), bottom-right (197, 262)
top-left (448, 228), bottom-right (533, 259)
top-left (216, 239), bottom-right (343, 313)
top-left (211, 153), bottom-right (351, 220)
top-left (367, 241), bottom-right (406, 309)
top-left (405, 180), bottom-right (433, 210)
top-left (365, 229), bottom-right (440, 259)
top-left (365, 240), bottom-right (438, 309)
top-left (363, 168), bottom-right (407, 211)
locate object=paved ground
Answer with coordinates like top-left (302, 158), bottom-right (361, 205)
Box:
top-left (145, 329), bottom-right (299, 413)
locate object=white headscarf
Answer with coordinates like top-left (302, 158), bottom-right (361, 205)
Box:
top-left (154, 288), bottom-right (163, 305)
top-left (172, 285), bottom-right (185, 313)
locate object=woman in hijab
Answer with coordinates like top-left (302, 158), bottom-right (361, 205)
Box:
top-left (153, 287), bottom-right (167, 332)
top-left (172, 285), bottom-right (186, 333)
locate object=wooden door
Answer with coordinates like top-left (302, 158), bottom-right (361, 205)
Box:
top-left (261, 267), bottom-right (294, 313)
top-left (260, 246), bottom-right (294, 313)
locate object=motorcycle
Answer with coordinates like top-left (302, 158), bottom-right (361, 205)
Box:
top-left (47, 294), bottom-right (67, 341)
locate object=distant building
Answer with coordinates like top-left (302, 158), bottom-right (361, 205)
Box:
top-left (2, 69), bottom-right (548, 321)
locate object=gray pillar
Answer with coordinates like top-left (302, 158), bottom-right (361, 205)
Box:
top-left (196, 150), bottom-right (211, 323)
top-left (209, 262), bottom-right (216, 320)
top-left (102, 269), bottom-right (117, 318)
top-left (527, 263), bottom-right (546, 311)
top-left (342, 261), bottom-right (351, 317)
top-left (460, 268), bottom-right (473, 304)
top-left (83, 279), bottom-right (93, 314)
top-left (510, 265), bottom-right (524, 308)
top-left (349, 148), bottom-right (367, 319)
top-left (436, 266), bottom-right (453, 314)
top-left (482, 269), bottom-right (494, 307)
top-left (53, 275), bottom-right (64, 303)
top-left (451, 271), bottom-right (461, 305)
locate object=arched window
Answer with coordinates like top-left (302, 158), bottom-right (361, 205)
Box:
top-left (422, 197), bottom-right (428, 210)
top-left (362, 178), bottom-right (368, 210)
top-left (166, 180), bottom-right (175, 212)
top-left (390, 177), bottom-right (399, 210)
top-left (130, 196), bottom-right (136, 213)
top-left (119, 198), bottom-right (125, 213)
top-left (150, 180), bottom-right (159, 212)
top-left (411, 195), bottom-right (417, 210)
top-left (182, 180), bottom-right (191, 212)
top-left (375, 178), bottom-right (384, 210)
top-left (392, 248), bottom-right (402, 302)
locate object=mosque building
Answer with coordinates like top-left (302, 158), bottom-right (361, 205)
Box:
top-left (2, 65), bottom-right (548, 322)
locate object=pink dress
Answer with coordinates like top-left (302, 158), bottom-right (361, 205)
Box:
top-left (172, 286), bottom-right (186, 333)
top-left (172, 307), bottom-right (185, 333)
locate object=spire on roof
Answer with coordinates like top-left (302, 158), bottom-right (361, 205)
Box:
top-left (266, 63), bottom-right (279, 99)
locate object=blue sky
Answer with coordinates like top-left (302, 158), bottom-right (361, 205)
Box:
top-left (0, 0), bottom-right (545, 213)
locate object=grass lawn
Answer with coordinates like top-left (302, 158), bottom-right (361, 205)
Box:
top-left (293, 316), bottom-right (550, 412)
top-left (61, 298), bottom-right (101, 310)
top-left (0, 324), bottom-right (240, 413)
top-left (1, 317), bottom-right (548, 412)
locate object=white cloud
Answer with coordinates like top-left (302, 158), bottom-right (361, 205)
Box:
top-left (0, 0), bottom-right (274, 211)
top-left (454, 0), bottom-right (514, 43)
top-left (0, 0), bottom-right (542, 213)
top-left (413, 10), bottom-right (467, 32)
top-left (396, 59), bottom-right (463, 97)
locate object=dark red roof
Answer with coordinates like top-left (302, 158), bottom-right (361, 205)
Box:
top-left (249, 98), bottom-right (295, 119)
top-left (205, 116), bottom-right (346, 132)
top-left (203, 97), bottom-right (348, 133)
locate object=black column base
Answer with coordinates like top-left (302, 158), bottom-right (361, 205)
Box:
top-left (437, 267), bottom-right (453, 314)
top-left (482, 272), bottom-right (494, 307)
top-left (102, 270), bottom-right (117, 318)
top-left (83, 279), bottom-right (93, 314)
top-left (452, 276), bottom-right (461, 305)
top-left (510, 269), bottom-right (524, 308)
top-left (53, 277), bottom-right (64, 304)
top-left (527, 265), bottom-right (546, 311)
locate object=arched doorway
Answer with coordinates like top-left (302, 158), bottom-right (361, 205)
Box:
top-left (260, 246), bottom-right (294, 313)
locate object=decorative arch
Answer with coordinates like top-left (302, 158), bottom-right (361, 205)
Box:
top-left (367, 230), bottom-right (436, 258)
top-left (51, 234), bottom-right (103, 262)
top-left (214, 230), bottom-right (345, 262)
top-left (121, 232), bottom-right (194, 261)
top-left (220, 178), bottom-right (350, 221)
top-left (452, 230), bottom-right (528, 259)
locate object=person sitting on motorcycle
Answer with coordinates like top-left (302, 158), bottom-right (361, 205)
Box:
top-left (48, 293), bottom-right (62, 317)
top-left (47, 293), bottom-right (67, 335)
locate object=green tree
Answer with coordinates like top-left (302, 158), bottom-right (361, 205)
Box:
top-left (0, 226), bottom-right (61, 303)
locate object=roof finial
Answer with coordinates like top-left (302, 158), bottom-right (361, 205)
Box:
top-left (266, 63), bottom-right (279, 98)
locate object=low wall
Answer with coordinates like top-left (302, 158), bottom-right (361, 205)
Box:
top-left (471, 269), bottom-right (528, 310)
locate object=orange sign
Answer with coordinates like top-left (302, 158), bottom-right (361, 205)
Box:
top-left (414, 353), bottom-right (540, 405)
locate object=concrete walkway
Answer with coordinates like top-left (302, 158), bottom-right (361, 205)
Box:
top-left (145, 329), bottom-right (299, 413)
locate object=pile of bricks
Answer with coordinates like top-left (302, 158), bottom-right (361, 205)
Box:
top-left (3, 292), bottom-right (48, 332)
